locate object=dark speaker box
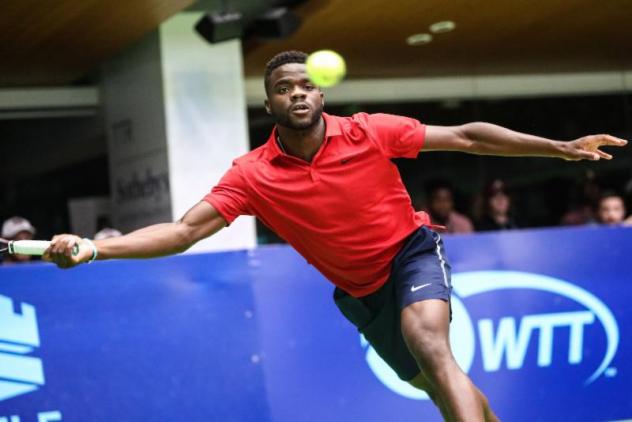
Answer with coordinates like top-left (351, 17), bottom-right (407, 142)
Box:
top-left (249, 7), bottom-right (301, 39)
top-left (195, 12), bottom-right (243, 44)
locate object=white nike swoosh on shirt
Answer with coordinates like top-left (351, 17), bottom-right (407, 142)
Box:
top-left (411, 283), bottom-right (432, 292)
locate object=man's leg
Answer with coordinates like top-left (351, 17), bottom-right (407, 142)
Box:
top-left (401, 299), bottom-right (499, 422)
top-left (408, 372), bottom-right (452, 421)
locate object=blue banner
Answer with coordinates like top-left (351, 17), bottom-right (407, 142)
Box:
top-left (0, 227), bottom-right (630, 421)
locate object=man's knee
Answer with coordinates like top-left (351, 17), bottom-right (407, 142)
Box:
top-left (410, 335), bottom-right (455, 378)
top-left (410, 327), bottom-right (450, 352)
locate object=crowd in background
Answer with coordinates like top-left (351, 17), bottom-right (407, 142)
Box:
top-left (4, 171), bottom-right (632, 265)
top-left (419, 173), bottom-right (632, 235)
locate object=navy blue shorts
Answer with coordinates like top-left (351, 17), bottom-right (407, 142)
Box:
top-left (333, 226), bottom-right (452, 381)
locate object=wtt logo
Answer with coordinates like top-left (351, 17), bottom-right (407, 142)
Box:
top-left (0, 294), bottom-right (45, 401)
top-left (362, 271), bottom-right (620, 400)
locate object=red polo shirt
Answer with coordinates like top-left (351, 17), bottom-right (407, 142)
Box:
top-left (204, 112), bottom-right (429, 297)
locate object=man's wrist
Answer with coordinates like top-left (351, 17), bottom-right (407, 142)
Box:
top-left (81, 238), bottom-right (98, 263)
top-left (553, 140), bottom-right (570, 159)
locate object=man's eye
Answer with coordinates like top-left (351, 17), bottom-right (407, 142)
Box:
top-left (305, 85), bottom-right (315, 91)
top-left (278, 87), bottom-right (288, 94)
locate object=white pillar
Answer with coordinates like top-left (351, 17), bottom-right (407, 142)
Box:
top-left (102, 12), bottom-right (256, 252)
top-left (102, 32), bottom-right (173, 234)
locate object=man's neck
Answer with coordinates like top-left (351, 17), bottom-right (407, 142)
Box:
top-left (276, 117), bottom-right (326, 163)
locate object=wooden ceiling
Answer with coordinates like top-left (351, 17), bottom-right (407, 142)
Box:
top-left (0, 0), bottom-right (194, 87)
top-left (0, 0), bottom-right (630, 87)
top-left (243, 0), bottom-right (632, 78)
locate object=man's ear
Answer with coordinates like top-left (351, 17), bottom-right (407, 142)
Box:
top-left (264, 99), bottom-right (271, 115)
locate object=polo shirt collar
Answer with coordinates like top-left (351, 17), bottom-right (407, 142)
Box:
top-left (265, 112), bottom-right (341, 161)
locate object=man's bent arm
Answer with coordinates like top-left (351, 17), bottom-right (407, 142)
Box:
top-left (45, 201), bottom-right (226, 268)
top-left (424, 123), bottom-right (627, 161)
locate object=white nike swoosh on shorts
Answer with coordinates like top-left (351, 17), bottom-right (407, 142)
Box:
top-left (410, 282), bottom-right (432, 292)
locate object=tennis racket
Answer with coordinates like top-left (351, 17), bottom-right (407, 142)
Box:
top-left (0, 238), bottom-right (79, 257)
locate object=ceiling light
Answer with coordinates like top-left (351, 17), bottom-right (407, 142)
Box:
top-left (429, 20), bottom-right (456, 34)
top-left (406, 33), bottom-right (433, 46)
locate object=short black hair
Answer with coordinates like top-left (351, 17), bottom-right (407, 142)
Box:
top-left (597, 189), bottom-right (623, 205)
top-left (425, 179), bottom-right (454, 198)
top-left (264, 50), bottom-right (308, 93)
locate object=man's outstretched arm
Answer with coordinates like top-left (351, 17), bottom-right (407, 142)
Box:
top-left (424, 123), bottom-right (627, 161)
top-left (44, 201), bottom-right (226, 269)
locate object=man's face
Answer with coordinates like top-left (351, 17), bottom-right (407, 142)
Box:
top-left (265, 63), bottom-right (324, 130)
top-left (489, 192), bottom-right (510, 215)
top-left (598, 196), bottom-right (626, 225)
top-left (429, 188), bottom-right (454, 219)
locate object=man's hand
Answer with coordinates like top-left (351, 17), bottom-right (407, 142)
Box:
top-left (561, 135), bottom-right (628, 161)
top-left (43, 235), bottom-right (94, 269)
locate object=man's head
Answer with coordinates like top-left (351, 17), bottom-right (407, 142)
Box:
top-left (596, 191), bottom-right (626, 225)
top-left (1, 216), bottom-right (36, 263)
top-left (264, 51), bottom-right (324, 131)
top-left (485, 180), bottom-right (511, 216)
top-left (425, 180), bottom-right (456, 221)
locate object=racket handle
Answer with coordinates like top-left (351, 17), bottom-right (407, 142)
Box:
top-left (9, 240), bottom-right (79, 256)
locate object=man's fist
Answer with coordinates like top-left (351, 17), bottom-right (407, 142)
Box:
top-left (43, 235), bottom-right (95, 269)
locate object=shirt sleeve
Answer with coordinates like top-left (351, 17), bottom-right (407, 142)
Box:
top-left (357, 113), bottom-right (426, 159)
top-left (203, 163), bottom-right (252, 225)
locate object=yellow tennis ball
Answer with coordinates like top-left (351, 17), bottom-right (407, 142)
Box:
top-left (306, 50), bottom-right (346, 88)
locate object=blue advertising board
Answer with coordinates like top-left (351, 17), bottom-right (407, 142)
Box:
top-left (0, 226), bottom-right (630, 421)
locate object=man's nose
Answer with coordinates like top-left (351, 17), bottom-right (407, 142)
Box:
top-left (291, 86), bottom-right (307, 99)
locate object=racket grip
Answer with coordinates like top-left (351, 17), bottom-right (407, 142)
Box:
top-left (9, 240), bottom-right (80, 256)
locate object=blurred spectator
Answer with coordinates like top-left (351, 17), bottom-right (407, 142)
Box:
top-left (94, 216), bottom-right (122, 240)
top-left (424, 180), bottom-right (473, 234)
top-left (561, 170), bottom-right (600, 226)
top-left (468, 192), bottom-right (485, 227)
top-left (94, 227), bottom-right (122, 240)
top-left (1, 216), bottom-right (36, 264)
top-left (623, 177), bottom-right (632, 227)
top-left (476, 180), bottom-right (518, 231)
top-left (595, 191), bottom-right (626, 225)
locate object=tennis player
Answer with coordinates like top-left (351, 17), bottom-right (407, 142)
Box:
top-left (45, 51), bottom-right (627, 421)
